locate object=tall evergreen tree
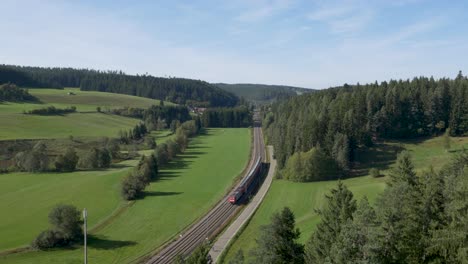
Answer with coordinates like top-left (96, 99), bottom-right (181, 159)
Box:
top-left (251, 207), bottom-right (304, 264)
top-left (305, 181), bottom-right (356, 263)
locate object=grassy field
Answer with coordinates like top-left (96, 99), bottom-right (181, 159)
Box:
top-left (222, 136), bottom-right (468, 262)
top-left (0, 88), bottom-right (172, 140)
top-left (0, 112), bottom-right (141, 140)
top-left (1, 128), bottom-right (251, 264)
top-left (0, 129), bottom-right (175, 251)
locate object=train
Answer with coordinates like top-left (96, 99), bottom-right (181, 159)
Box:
top-left (228, 156), bottom-right (263, 204)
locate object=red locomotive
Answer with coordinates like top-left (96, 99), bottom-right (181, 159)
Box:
top-left (228, 157), bottom-right (262, 204)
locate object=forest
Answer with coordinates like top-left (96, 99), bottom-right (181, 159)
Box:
top-left (215, 83), bottom-right (313, 103)
top-left (264, 72), bottom-right (468, 181)
top-left (201, 106), bottom-right (252, 128)
top-left (236, 150), bottom-right (468, 264)
top-left (0, 64), bottom-right (238, 107)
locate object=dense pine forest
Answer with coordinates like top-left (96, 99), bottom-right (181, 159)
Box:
top-left (215, 83), bottom-right (313, 103)
top-left (242, 150), bottom-right (468, 264)
top-left (264, 72), bottom-right (468, 180)
top-left (0, 64), bottom-right (238, 107)
top-left (201, 106), bottom-right (252, 128)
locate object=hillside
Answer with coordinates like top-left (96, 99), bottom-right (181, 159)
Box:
top-left (0, 88), bottom-right (171, 140)
top-left (0, 65), bottom-right (238, 107)
top-left (223, 135), bottom-right (468, 263)
top-left (215, 83), bottom-right (313, 103)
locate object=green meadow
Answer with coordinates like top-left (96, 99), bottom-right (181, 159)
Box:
top-left (0, 88), bottom-right (173, 140)
top-left (222, 136), bottom-right (468, 263)
top-left (1, 128), bottom-right (251, 264)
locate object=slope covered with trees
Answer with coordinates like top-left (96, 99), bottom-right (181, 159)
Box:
top-left (201, 106), bottom-right (252, 128)
top-left (0, 64), bottom-right (238, 107)
top-left (215, 83), bottom-right (312, 103)
top-left (264, 72), bottom-right (468, 180)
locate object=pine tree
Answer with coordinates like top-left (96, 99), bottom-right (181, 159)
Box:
top-left (250, 207), bottom-right (304, 263)
top-left (330, 197), bottom-right (378, 264)
top-left (388, 151), bottom-right (418, 187)
top-left (305, 181), bottom-right (356, 263)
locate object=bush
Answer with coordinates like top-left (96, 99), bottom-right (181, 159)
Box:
top-left (370, 168), bottom-right (381, 178)
top-left (98, 148), bottom-right (111, 168)
top-left (14, 142), bottom-right (49, 172)
top-left (121, 154), bottom-right (159, 200)
top-left (155, 143), bottom-right (169, 166)
top-left (55, 148), bottom-right (79, 172)
top-left (32, 204), bottom-right (82, 250)
top-left (78, 148), bottom-right (111, 169)
top-left (31, 229), bottom-right (66, 250)
top-left (48, 204), bottom-right (83, 241)
top-left (121, 173), bottom-right (147, 200)
top-left (78, 148), bottom-right (99, 169)
top-left (145, 136), bottom-right (157, 149)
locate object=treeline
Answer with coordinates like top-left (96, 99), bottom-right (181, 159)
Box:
top-left (13, 141), bottom-right (116, 173)
top-left (216, 83), bottom-right (312, 103)
top-left (119, 123), bottom-right (148, 144)
top-left (240, 151), bottom-right (468, 263)
top-left (0, 83), bottom-right (36, 102)
top-left (265, 72), bottom-right (468, 178)
top-left (121, 120), bottom-right (202, 200)
top-left (0, 64), bottom-right (239, 107)
top-left (121, 154), bottom-right (158, 200)
top-left (110, 105), bottom-right (192, 131)
top-left (25, 106), bottom-right (77, 115)
top-left (201, 106), bottom-right (252, 127)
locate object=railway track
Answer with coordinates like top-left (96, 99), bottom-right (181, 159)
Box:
top-left (147, 121), bottom-right (265, 264)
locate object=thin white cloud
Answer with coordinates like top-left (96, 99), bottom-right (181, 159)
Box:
top-left (307, 1), bottom-right (375, 34)
top-left (234, 0), bottom-right (294, 22)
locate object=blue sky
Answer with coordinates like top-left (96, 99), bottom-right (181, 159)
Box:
top-left (1, 0), bottom-right (467, 88)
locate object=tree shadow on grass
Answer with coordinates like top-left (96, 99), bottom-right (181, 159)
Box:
top-left (87, 235), bottom-right (137, 250)
top-left (350, 142), bottom-right (405, 178)
top-left (111, 163), bottom-right (133, 169)
top-left (141, 191), bottom-right (183, 198)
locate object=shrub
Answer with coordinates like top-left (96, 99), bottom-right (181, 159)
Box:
top-left (121, 173), bottom-right (147, 200)
top-left (98, 148), bottom-right (111, 168)
top-left (55, 148), bottom-right (79, 172)
top-left (155, 143), bottom-right (169, 166)
top-left (78, 148), bottom-right (111, 169)
top-left (48, 204), bottom-right (83, 241)
top-left (14, 142), bottom-right (49, 172)
top-left (32, 204), bottom-right (82, 250)
top-left (31, 229), bottom-right (66, 250)
top-left (145, 136), bottom-right (157, 149)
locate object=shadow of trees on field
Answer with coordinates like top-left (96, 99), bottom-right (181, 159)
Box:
top-left (87, 235), bottom-right (137, 250)
top-left (351, 142), bottom-right (405, 177)
top-left (142, 191), bottom-right (182, 197)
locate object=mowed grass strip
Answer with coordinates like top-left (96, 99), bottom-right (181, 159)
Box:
top-left (222, 136), bottom-right (468, 263)
top-left (1, 128), bottom-right (250, 264)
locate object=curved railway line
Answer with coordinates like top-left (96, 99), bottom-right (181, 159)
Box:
top-left (147, 119), bottom-right (265, 264)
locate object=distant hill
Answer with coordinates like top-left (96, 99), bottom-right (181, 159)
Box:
top-left (215, 83), bottom-right (314, 103)
top-left (0, 64), bottom-right (238, 107)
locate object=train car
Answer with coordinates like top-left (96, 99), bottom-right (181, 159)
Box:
top-left (228, 157), bottom-right (262, 204)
